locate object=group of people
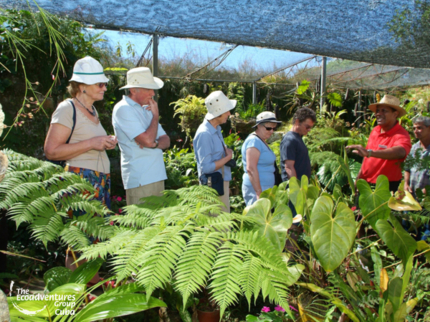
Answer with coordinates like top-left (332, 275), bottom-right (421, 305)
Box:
top-left (44, 56), bottom-right (430, 220)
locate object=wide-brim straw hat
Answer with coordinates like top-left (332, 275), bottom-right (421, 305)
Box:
top-left (69, 56), bottom-right (109, 85)
top-left (119, 67), bottom-right (164, 90)
top-left (205, 91), bottom-right (236, 120)
top-left (253, 111), bottom-right (282, 128)
top-left (368, 94), bottom-right (406, 117)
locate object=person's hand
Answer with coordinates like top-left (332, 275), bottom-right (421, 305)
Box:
top-left (148, 98), bottom-right (159, 118)
top-left (404, 182), bottom-right (413, 193)
top-left (91, 136), bottom-right (117, 151)
top-left (346, 144), bottom-right (368, 158)
top-left (225, 148), bottom-right (233, 160)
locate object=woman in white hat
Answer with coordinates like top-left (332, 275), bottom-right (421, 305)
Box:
top-left (193, 91), bottom-right (236, 212)
top-left (242, 112), bottom-right (282, 206)
top-left (44, 56), bottom-right (117, 276)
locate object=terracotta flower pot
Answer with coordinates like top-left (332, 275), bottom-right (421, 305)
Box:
top-left (197, 309), bottom-right (220, 322)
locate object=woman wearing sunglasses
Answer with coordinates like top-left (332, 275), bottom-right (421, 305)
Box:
top-left (44, 56), bottom-right (117, 281)
top-left (242, 112), bottom-right (282, 206)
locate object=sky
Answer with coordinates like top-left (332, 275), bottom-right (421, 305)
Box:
top-left (95, 29), bottom-right (317, 76)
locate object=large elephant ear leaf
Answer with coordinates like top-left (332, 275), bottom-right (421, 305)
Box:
top-left (244, 199), bottom-right (293, 251)
top-left (311, 196), bottom-right (356, 272)
top-left (288, 177), bottom-right (306, 216)
top-left (375, 214), bottom-right (417, 265)
top-left (357, 175), bottom-right (391, 227)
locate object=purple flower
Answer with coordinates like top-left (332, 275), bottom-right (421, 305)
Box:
top-left (274, 305), bottom-right (285, 312)
top-left (261, 306), bottom-right (271, 312)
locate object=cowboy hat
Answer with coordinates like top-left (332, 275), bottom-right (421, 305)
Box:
top-left (69, 56), bottom-right (109, 85)
top-left (119, 67), bottom-right (164, 90)
top-left (368, 94), bottom-right (406, 117)
top-left (205, 91), bottom-right (236, 120)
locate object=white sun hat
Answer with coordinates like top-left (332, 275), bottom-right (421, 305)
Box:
top-left (205, 91), bottom-right (236, 120)
top-left (119, 67), bottom-right (164, 90)
top-left (69, 56), bottom-right (109, 85)
top-left (253, 111), bottom-right (282, 127)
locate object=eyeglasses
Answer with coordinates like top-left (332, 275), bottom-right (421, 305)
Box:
top-left (95, 83), bottom-right (108, 88)
top-left (264, 126), bottom-right (276, 131)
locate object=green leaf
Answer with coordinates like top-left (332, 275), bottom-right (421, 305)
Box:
top-left (288, 177), bottom-right (306, 216)
top-left (68, 258), bottom-right (104, 285)
top-left (297, 80), bottom-right (310, 95)
top-left (310, 196), bottom-right (356, 272)
top-left (417, 240), bottom-right (430, 263)
top-left (73, 294), bottom-right (166, 322)
top-left (43, 267), bottom-right (72, 292)
top-left (375, 214), bottom-right (417, 265)
top-left (388, 191), bottom-right (422, 211)
top-left (357, 176), bottom-right (391, 226)
top-left (386, 277), bottom-right (403, 314)
top-left (338, 155), bottom-right (355, 193)
top-left (244, 199), bottom-right (293, 251)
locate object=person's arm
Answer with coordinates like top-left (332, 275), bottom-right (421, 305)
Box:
top-left (284, 160), bottom-right (297, 179)
top-left (194, 132), bottom-right (232, 174)
top-left (346, 144), bottom-right (406, 160)
top-left (44, 123), bottom-right (117, 160)
top-left (157, 135), bottom-right (170, 150)
top-left (134, 98), bottom-right (159, 148)
top-left (246, 147), bottom-right (263, 198)
top-left (404, 171), bottom-right (413, 193)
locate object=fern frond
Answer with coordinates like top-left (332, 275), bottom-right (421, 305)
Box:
top-left (111, 227), bottom-right (161, 281)
top-left (79, 228), bottom-right (135, 261)
top-left (59, 194), bottom-right (110, 217)
top-left (7, 194), bottom-right (55, 228)
top-left (72, 215), bottom-right (115, 241)
top-left (174, 231), bottom-right (223, 307)
top-left (60, 224), bottom-right (92, 250)
top-left (137, 225), bottom-right (189, 300)
top-left (240, 253), bottom-right (262, 307)
top-left (0, 176), bottom-right (46, 209)
top-left (258, 267), bottom-right (291, 313)
top-left (208, 242), bottom-right (246, 317)
top-left (30, 211), bottom-right (65, 247)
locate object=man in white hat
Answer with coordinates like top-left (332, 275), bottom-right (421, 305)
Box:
top-left (347, 94), bottom-right (411, 192)
top-left (193, 91), bottom-right (236, 212)
top-left (112, 67), bottom-right (170, 205)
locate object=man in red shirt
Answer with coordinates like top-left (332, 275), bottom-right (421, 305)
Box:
top-left (347, 94), bottom-right (411, 192)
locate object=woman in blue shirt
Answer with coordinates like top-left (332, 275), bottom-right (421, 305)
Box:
top-left (242, 112), bottom-right (282, 206)
top-left (194, 91), bottom-right (236, 212)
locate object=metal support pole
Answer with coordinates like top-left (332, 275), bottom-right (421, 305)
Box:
top-left (320, 57), bottom-right (327, 112)
top-left (252, 82), bottom-right (257, 105)
top-left (152, 34), bottom-right (159, 102)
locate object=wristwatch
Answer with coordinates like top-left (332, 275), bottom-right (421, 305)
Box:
top-left (366, 149), bottom-right (373, 158)
top-left (154, 139), bottom-right (159, 149)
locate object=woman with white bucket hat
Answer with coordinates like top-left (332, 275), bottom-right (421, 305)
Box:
top-left (193, 91), bottom-right (236, 212)
top-left (242, 112), bottom-right (282, 206)
top-left (44, 56), bottom-right (117, 281)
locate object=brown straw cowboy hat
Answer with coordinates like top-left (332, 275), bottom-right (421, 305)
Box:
top-left (368, 94), bottom-right (406, 117)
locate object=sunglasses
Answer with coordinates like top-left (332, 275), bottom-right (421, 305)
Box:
top-left (264, 126), bottom-right (276, 131)
top-left (95, 83), bottom-right (108, 88)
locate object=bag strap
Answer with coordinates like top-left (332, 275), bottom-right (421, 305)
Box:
top-left (66, 99), bottom-right (77, 144)
top-left (252, 133), bottom-right (278, 167)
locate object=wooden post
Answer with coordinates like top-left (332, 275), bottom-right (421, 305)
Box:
top-left (320, 57), bottom-right (327, 112)
top-left (152, 34), bottom-right (159, 102)
top-left (252, 82), bottom-right (257, 105)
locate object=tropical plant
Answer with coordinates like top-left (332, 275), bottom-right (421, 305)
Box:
top-left (171, 95), bottom-right (206, 143)
top-left (164, 146), bottom-right (199, 189)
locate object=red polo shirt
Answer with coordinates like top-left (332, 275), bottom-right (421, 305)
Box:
top-left (361, 122), bottom-right (411, 183)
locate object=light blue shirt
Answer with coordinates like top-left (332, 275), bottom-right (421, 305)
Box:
top-left (193, 119), bottom-right (232, 181)
top-left (242, 134), bottom-right (276, 187)
top-left (112, 96), bottom-right (167, 189)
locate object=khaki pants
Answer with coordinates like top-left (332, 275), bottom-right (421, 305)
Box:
top-left (126, 181), bottom-right (165, 205)
top-left (219, 181), bottom-right (230, 213)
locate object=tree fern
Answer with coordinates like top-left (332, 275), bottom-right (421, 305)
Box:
top-left (240, 253), bottom-right (262, 307)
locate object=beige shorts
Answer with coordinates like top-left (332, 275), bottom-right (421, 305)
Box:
top-left (126, 180), bottom-right (165, 205)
